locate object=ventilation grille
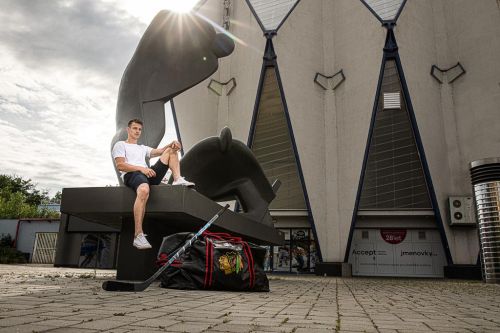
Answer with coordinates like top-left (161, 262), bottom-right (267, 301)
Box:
top-left (383, 92), bottom-right (401, 109)
top-left (31, 232), bottom-right (58, 264)
top-left (359, 60), bottom-right (431, 210)
top-left (251, 67), bottom-right (306, 210)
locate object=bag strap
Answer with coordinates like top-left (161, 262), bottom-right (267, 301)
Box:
top-left (242, 243), bottom-right (255, 288)
top-left (203, 231), bottom-right (243, 243)
top-left (203, 238), bottom-right (212, 288)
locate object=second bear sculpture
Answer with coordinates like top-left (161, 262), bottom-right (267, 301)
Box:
top-left (178, 127), bottom-right (280, 228)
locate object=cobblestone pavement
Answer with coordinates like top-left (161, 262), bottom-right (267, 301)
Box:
top-left (0, 264), bottom-right (499, 333)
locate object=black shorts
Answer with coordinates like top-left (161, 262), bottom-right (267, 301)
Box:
top-left (123, 159), bottom-right (169, 192)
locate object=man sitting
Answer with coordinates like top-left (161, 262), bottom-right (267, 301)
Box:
top-left (112, 118), bottom-right (194, 249)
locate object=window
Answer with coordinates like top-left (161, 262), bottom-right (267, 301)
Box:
top-left (359, 60), bottom-right (432, 210)
top-left (361, 0), bottom-right (406, 22)
top-left (250, 67), bottom-right (307, 210)
top-left (246, 0), bottom-right (300, 31)
top-left (270, 228), bottom-right (318, 273)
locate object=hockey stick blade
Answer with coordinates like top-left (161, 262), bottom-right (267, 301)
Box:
top-left (102, 280), bottom-right (142, 292)
top-left (102, 204), bottom-right (230, 292)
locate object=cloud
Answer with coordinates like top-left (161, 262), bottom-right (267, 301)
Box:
top-left (0, 0), bottom-right (145, 81)
top-left (0, 1), bottom-right (187, 196)
top-left (0, 0), bottom-right (152, 195)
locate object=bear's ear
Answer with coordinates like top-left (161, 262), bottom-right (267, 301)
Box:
top-left (219, 127), bottom-right (232, 153)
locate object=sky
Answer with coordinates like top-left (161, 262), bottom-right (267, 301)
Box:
top-left (0, 0), bottom-right (190, 195)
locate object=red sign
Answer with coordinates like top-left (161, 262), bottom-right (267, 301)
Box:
top-left (380, 229), bottom-right (407, 244)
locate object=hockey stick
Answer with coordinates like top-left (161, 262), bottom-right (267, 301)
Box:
top-left (102, 204), bottom-right (230, 292)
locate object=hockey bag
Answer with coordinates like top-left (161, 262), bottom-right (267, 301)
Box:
top-left (157, 231), bottom-right (269, 291)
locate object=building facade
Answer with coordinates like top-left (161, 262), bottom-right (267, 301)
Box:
top-left (163, 0), bottom-right (500, 277)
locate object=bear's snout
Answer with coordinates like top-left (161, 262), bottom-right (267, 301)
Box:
top-left (212, 33), bottom-right (235, 58)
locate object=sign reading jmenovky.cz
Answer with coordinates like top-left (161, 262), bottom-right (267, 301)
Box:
top-left (380, 229), bottom-right (407, 244)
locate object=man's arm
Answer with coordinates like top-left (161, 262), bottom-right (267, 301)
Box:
top-left (114, 157), bottom-right (156, 178)
top-left (150, 140), bottom-right (182, 157)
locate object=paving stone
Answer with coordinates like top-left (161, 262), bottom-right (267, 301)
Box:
top-left (101, 329), bottom-right (131, 333)
top-left (125, 310), bottom-right (167, 319)
top-left (0, 316), bottom-right (44, 327)
top-left (294, 328), bottom-right (334, 333)
top-left (62, 313), bottom-right (111, 321)
top-left (48, 328), bottom-right (100, 333)
top-left (132, 317), bottom-right (178, 328)
top-left (209, 323), bottom-right (260, 332)
top-left (250, 318), bottom-right (284, 326)
top-left (126, 328), bottom-right (165, 333)
top-left (0, 324), bottom-right (65, 333)
top-left (71, 316), bottom-right (138, 330)
top-left (166, 322), bottom-right (214, 332)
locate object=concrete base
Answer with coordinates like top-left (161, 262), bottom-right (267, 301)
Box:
top-left (444, 264), bottom-right (482, 280)
top-left (315, 262), bottom-right (352, 277)
top-left (116, 216), bottom-right (190, 280)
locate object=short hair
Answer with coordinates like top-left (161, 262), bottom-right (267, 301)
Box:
top-left (128, 119), bottom-right (143, 127)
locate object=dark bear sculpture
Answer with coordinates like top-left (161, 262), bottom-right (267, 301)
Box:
top-left (178, 127), bottom-right (279, 228)
top-left (111, 10), bottom-right (235, 184)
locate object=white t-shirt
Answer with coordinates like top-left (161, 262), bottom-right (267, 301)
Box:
top-left (112, 141), bottom-right (153, 180)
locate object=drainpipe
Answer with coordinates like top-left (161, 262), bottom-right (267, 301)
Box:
top-left (12, 220), bottom-right (24, 248)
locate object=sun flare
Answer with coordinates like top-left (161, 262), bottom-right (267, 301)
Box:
top-left (115, 0), bottom-right (202, 24)
top-left (164, 0), bottom-right (201, 13)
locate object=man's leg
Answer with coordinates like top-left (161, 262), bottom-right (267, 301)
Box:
top-left (156, 148), bottom-right (194, 186)
top-left (133, 183), bottom-right (150, 237)
top-left (124, 171), bottom-right (152, 250)
top-left (159, 147), bottom-right (180, 180)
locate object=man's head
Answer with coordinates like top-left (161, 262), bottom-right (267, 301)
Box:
top-left (127, 119), bottom-right (143, 141)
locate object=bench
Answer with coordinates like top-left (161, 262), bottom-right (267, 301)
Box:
top-left (55, 185), bottom-right (283, 280)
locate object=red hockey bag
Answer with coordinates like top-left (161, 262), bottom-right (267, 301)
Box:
top-left (157, 231), bottom-right (269, 292)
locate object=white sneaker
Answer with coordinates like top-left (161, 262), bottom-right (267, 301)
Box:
top-left (172, 176), bottom-right (195, 187)
top-left (133, 233), bottom-right (152, 250)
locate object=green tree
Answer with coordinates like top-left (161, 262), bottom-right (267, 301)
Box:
top-left (50, 191), bottom-right (62, 204)
top-left (0, 175), bottom-right (58, 219)
top-left (0, 175), bottom-right (49, 206)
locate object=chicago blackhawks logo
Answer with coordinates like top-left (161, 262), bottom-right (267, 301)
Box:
top-left (218, 251), bottom-right (244, 275)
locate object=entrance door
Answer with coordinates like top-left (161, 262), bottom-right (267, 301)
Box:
top-left (350, 228), bottom-right (445, 277)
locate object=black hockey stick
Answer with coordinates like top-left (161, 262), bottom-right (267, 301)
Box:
top-left (102, 204), bottom-right (230, 292)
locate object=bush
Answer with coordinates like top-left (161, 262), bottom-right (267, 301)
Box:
top-left (0, 234), bottom-right (12, 247)
top-left (0, 234), bottom-right (27, 264)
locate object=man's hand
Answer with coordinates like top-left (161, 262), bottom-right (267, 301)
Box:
top-left (168, 140), bottom-right (182, 151)
top-left (141, 167), bottom-right (156, 178)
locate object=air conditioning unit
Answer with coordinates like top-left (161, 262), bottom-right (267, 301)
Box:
top-left (448, 196), bottom-right (476, 226)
